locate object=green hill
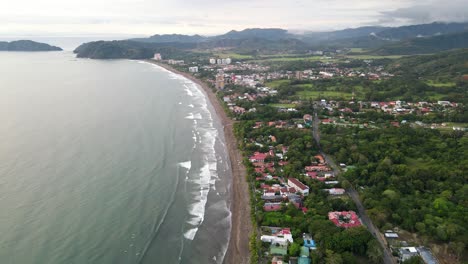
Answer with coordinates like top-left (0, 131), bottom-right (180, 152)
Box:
top-left (0, 40), bottom-right (62, 51)
top-left (371, 31), bottom-right (468, 55)
top-left (388, 48), bottom-right (468, 81)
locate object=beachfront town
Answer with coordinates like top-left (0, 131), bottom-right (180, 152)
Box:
top-left (153, 52), bottom-right (466, 264)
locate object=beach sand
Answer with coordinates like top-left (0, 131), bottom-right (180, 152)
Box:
top-left (147, 61), bottom-right (252, 264)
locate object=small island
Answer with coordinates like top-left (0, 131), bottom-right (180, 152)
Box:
top-left (0, 40), bottom-right (62, 51)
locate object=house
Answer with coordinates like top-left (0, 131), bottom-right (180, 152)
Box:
top-left (260, 228), bottom-right (293, 245)
top-left (327, 188), bottom-right (345, 195)
top-left (264, 203), bottom-right (282, 212)
top-left (417, 247), bottom-right (439, 264)
top-left (188, 66), bottom-right (198, 73)
top-left (303, 233), bottom-right (317, 250)
top-left (328, 211), bottom-right (361, 228)
top-left (249, 152), bottom-right (269, 163)
top-left (399, 247), bottom-right (419, 262)
top-left (303, 114), bottom-right (313, 126)
top-left (321, 119), bottom-right (333, 124)
top-left (271, 256), bottom-right (284, 264)
top-left (153, 53), bottom-right (162, 60)
top-left (287, 178), bottom-right (309, 196)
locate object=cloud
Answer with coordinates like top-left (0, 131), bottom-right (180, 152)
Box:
top-left (0, 0), bottom-right (466, 36)
top-left (379, 0), bottom-right (468, 25)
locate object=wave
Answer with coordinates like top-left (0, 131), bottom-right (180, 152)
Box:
top-left (178, 161), bottom-right (192, 170)
top-left (144, 61), bottom-right (230, 262)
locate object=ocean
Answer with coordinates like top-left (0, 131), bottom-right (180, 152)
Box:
top-left (0, 51), bottom-right (231, 263)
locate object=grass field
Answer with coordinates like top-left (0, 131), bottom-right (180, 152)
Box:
top-left (426, 80), bottom-right (456, 87)
top-left (297, 90), bottom-right (354, 100)
top-left (349, 48), bottom-right (366, 53)
top-left (214, 52), bottom-right (253, 59)
top-left (251, 56), bottom-right (336, 63)
top-left (265, 80), bottom-right (290, 88)
top-left (344, 54), bottom-right (405, 60)
top-left (269, 103), bottom-right (297, 108)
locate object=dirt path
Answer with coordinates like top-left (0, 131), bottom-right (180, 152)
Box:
top-left (147, 61), bottom-right (252, 264)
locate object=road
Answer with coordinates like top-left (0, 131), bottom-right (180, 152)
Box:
top-left (312, 110), bottom-right (396, 264)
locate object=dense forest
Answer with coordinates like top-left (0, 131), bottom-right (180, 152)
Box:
top-left (319, 125), bottom-right (467, 252)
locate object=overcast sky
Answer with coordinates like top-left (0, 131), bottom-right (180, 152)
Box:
top-left (1, 0), bottom-right (467, 37)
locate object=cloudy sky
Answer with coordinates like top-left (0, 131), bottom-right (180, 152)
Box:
top-left (1, 0), bottom-right (467, 37)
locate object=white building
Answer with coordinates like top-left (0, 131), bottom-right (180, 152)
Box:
top-left (260, 228), bottom-right (293, 246)
top-left (209, 58), bottom-right (216, 64)
top-left (153, 53), bottom-right (162, 60)
top-left (188, 66), bottom-right (199, 73)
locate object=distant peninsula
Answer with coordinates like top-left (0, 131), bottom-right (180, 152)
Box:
top-left (0, 40), bottom-right (62, 51)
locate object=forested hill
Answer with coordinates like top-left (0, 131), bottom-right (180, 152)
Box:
top-left (370, 31), bottom-right (468, 55)
top-left (73, 40), bottom-right (196, 59)
top-left (0, 40), bottom-right (62, 51)
top-left (388, 48), bottom-right (468, 80)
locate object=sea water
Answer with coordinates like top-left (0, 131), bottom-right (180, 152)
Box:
top-left (0, 51), bottom-right (231, 264)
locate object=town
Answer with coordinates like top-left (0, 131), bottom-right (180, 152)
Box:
top-left (154, 48), bottom-right (467, 264)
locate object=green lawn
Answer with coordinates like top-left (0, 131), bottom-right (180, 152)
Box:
top-left (426, 80), bottom-right (456, 87)
top-left (252, 56), bottom-right (336, 63)
top-left (349, 48), bottom-right (366, 53)
top-left (265, 80), bottom-right (291, 88)
top-left (214, 52), bottom-right (253, 59)
top-left (345, 54), bottom-right (405, 60)
top-left (297, 90), bottom-right (354, 100)
top-left (269, 103), bottom-right (297, 108)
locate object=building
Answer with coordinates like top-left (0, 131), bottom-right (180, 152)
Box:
top-left (296, 71), bottom-right (303, 80)
top-left (188, 66), bottom-right (198, 73)
top-left (303, 114), bottom-right (313, 126)
top-left (260, 228), bottom-right (293, 245)
top-left (303, 233), bottom-right (317, 250)
top-left (327, 188), bottom-right (345, 195)
top-left (287, 178), bottom-right (309, 196)
top-left (215, 73), bottom-right (225, 89)
top-left (168, 59), bottom-right (184, 65)
top-left (399, 247), bottom-right (419, 262)
top-left (328, 211), bottom-right (361, 228)
top-left (153, 53), bottom-right (162, 60)
top-left (209, 58), bottom-right (216, 64)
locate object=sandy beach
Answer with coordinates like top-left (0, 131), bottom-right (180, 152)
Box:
top-left (147, 61), bottom-right (252, 264)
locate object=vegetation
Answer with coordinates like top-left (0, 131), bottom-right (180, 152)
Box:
top-left (0, 40), bottom-right (62, 51)
top-left (320, 124), bottom-right (467, 246)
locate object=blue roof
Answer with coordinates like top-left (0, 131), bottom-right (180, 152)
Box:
top-left (303, 239), bottom-right (316, 248)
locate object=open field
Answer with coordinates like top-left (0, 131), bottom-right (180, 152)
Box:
top-left (214, 52), bottom-right (254, 59)
top-left (349, 48), bottom-right (366, 53)
top-left (269, 103), bottom-right (297, 108)
top-left (265, 80), bottom-right (290, 88)
top-left (344, 54), bottom-right (406, 60)
top-left (251, 56), bottom-right (336, 63)
top-left (426, 80), bottom-right (456, 87)
top-left (297, 90), bottom-right (354, 100)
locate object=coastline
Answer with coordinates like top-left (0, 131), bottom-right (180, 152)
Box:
top-left (146, 60), bottom-right (252, 264)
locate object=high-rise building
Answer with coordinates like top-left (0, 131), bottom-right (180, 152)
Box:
top-left (153, 53), bottom-right (162, 60)
top-left (209, 58), bottom-right (216, 64)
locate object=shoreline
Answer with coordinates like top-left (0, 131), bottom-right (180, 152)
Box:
top-left (146, 60), bottom-right (252, 264)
